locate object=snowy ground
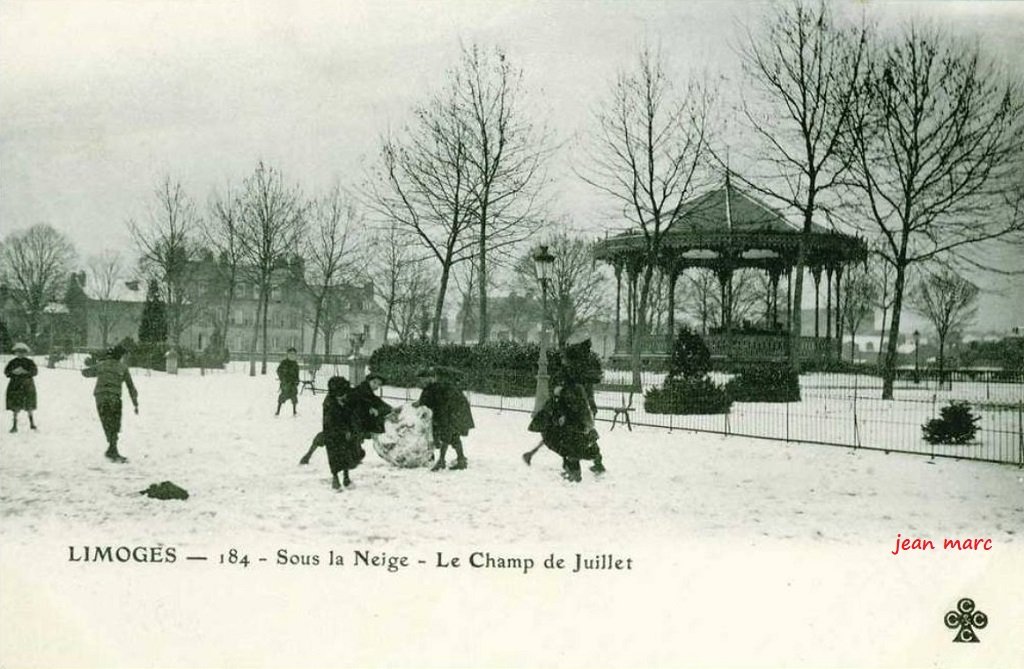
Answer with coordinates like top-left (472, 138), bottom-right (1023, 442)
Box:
top-left (2, 365), bottom-right (1023, 668)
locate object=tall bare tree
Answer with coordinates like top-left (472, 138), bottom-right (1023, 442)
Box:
top-left (237, 162), bottom-right (306, 375)
top-left (738, 0), bottom-right (868, 371)
top-left (85, 250), bottom-right (126, 347)
top-left (581, 46), bottom-right (715, 383)
top-left (128, 178), bottom-right (203, 347)
top-left (369, 94), bottom-right (477, 343)
top-left (845, 24), bottom-right (1024, 398)
top-left (303, 187), bottom-right (362, 357)
top-left (0, 224), bottom-right (77, 343)
top-left (837, 262), bottom-right (878, 361)
top-left (393, 262), bottom-right (436, 343)
top-left (455, 44), bottom-right (550, 342)
top-left (368, 222), bottom-right (422, 343)
top-left (910, 266), bottom-right (979, 386)
top-left (513, 233), bottom-right (609, 348)
top-left (204, 186), bottom-right (245, 357)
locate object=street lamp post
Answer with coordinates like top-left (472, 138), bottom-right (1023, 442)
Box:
top-left (913, 329), bottom-right (921, 385)
top-left (533, 245), bottom-right (555, 414)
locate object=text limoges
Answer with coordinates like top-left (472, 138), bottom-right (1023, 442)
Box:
top-left (68, 545), bottom-right (177, 563)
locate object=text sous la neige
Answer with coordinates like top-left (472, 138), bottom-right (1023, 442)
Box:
top-left (892, 533), bottom-right (993, 555)
top-left (66, 547), bottom-right (633, 573)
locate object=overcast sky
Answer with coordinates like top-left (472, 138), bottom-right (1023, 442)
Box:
top-left (2, 0), bottom-right (1022, 329)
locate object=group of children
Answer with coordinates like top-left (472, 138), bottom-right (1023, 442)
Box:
top-left (282, 357), bottom-right (476, 490)
top-left (5, 339), bottom-right (607, 485)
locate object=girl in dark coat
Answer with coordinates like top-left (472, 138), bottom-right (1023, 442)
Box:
top-left (414, 368), bottom-right (474, 471)
top-left (348, 373), bottom-right (394, 438)
top-left (322, 376), bottom-right (365, 490)
top-left (5, 343), bottom-right (38, 432)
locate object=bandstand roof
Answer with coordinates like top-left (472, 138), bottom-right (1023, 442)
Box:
top-left (593, 182), bottom-right (867, 272)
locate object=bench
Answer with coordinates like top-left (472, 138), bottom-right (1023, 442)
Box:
top-left (593, 382), bottom-right (641, 431)
top-left (300, 368), bottom-right (320, 395)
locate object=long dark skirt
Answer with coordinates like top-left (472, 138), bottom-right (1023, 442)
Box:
top-left (6, 379), bottom-right (37, 411)
top-left (325, 435), bottom-right (365, 474)
top-left (543, 427), bottom-right (601, 461)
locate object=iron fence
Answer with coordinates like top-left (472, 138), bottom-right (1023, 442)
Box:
top-left (377, 366), bottom-right (1024, 467)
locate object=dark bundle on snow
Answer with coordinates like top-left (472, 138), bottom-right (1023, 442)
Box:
top-left (139, 481), bottom-right (189, 500)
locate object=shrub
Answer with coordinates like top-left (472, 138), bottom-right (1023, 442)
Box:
top-left (644, 376), bottom-right (733, 415)
top-left (922, 401), bottom-right (981, 445)
top-left (725, 363), bottom-right (801, 402)
top-left (668, 326), bottom-right (711, 379)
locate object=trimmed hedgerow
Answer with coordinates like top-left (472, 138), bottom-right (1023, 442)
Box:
top-left (725, 363), bottom-right (802, 402)
top-left (368, 341), bottom-right (602, 397)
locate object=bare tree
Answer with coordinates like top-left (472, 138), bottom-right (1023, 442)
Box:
top-left (581, 46), bottom-right (715, 383)
top-left (393, 262), bottom-right (436, 343)
top-left (0, 224), bottom-right (77, 343)
top-left (455, 43), bottom-right (550, 342)
top-left (128, 178), bottom-right (203, 347)
top-left (679, 268), bottom-right (719, 335)
top-left (204, 186), bottom-right (245, 357)
top-left (738, 0), bottom-right (868, 370)
top-left (369, 223), bottom-right (416, 343)
top-left (513, 233), bottom-right (609, 348)
top-left (369, 94), bottom-right (477, 343)
top-left (845, 24), bottom-right (1024, 398)
top-left (303, 186), bottom-right (362, 357)
top-left (85, 250), bottom-right (126, 347)
top-left (237, 162), bottom-right (306, 375)
top-left (837, 262), bottom-right (878, 361)
top-left (453, 259), bottom-right (478, 344)
top-left (910, 266), bottom-right (979, 386)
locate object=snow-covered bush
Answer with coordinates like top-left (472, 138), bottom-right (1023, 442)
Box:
top-left (644, 376), bottom-right (733, 415)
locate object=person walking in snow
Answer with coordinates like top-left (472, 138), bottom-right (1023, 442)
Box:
top-left (81, 344), bottom-right (139, 463)
top-left (275, 347), bottom-right (300, 416)
top-left (321, 376), bottom-right (364, 490)
top-left (528, 375), bottom-right (601, 482)
top-left (5, 342), bottom-right (38, 433)
top-left (523, 339), bottom-right (605, 475)
top-left (414, 367), bottom-right (474, 471)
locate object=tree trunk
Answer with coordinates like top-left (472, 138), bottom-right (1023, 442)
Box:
top-left (431, 262), bottom-right (452, 344)
top-left (260, 289), bottom-right (269, 375)
top-left (248, 300), bottom-right (261, 377)
top-left (478, 212), bottom-right (489, 344)
top-left (881, 265), bottom-right (907, 400)
top-left (789, 243), bottom-right (807, 374)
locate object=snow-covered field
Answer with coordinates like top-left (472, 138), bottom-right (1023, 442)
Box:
top-left (2, 366), bottom-right (1023, 668)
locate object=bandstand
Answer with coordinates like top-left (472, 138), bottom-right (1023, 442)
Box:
top-left (593, 180), bottom-right (869, 365)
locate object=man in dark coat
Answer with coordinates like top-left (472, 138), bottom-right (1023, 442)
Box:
top-left (275, 347), bottom-right (300, 416)
top-left (5, 342), bottom-right (38, 432)
top-left (414, 368), bottom-right (474, 471)
top-left (81, 345), bottom-right (139, 463)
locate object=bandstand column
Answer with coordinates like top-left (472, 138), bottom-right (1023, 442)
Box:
top-left (811, 266), bottom-right (822, 339)
top-left (826, 266), bottom-right (834, 340)
top-left (614, 262), bottom-right (622, 351)
top-left (666, 265), bottom-right (680, 345)
top-left (786, 268), bottom-right (792, 332)
top-left (769, 268), bottom-right (781, 327)
top-left (834, 265), bottom-right (844, 360)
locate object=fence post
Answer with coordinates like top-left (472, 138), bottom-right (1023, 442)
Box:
top-left (852, 371), bottom-right (860, 449)
top-left (1018, 400), bottom-right (1023, 469)
top-left (785, 398), bottom-right (790, 442)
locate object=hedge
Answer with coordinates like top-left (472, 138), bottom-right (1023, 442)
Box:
top-left (368, 341), bottom-right (602, 397)
top-left (725, 363), bottom-right (801, 402)
top-left (644, 376), bottom-right (733, 415)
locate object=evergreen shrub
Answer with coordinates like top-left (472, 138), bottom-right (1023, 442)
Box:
top-left (922, 401), bottom-right (981, 445)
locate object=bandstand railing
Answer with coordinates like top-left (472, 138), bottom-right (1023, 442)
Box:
top-left (613, 332), bottom-right (840, 363)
